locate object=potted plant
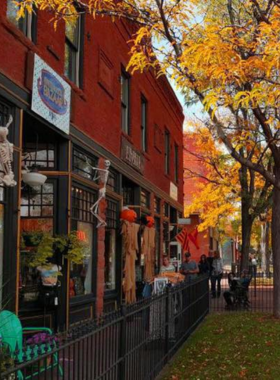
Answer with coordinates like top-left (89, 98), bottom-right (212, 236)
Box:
top-left (20, 231), bottom-right (89, 267)
top-left (21, 232), bottom-right (55, 268)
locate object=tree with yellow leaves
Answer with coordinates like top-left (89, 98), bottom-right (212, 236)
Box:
top-left (17, 0), bottom-right (280, 316)
top-left (184, 120), bottom-right (272, 268)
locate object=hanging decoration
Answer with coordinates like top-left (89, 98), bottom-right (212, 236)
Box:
top-left (175, 226), bottom-right (200, 252)
top-left (121, 218), bottom-right (140, 304)
top-left (120, 207), bottom-right (137, 223)
top-left (21, 131), bottom-right (47, 187)
top-left (86, 158), bottom-right (111, 228)
top-left (142, 223), bottom-right (155, 282)
top-left (0, 115), bottom-right (16, 187)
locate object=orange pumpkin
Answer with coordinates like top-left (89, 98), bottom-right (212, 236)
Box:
top-left (146, 216), bottom-right (155, 228)
top-left (120, 208), bottom-right (137, 223)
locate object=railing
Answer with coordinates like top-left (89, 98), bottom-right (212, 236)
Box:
top-left (210, 270), bottom-right (273, 313)
top-left (0, 276), bottom-right (209, 380)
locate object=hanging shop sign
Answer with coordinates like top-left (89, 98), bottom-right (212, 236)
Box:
top-left (170, 182), bottom-right (178, 201)
top-left (178, 218), bottom-right (191, 225)
top-left (121, 137), bottom-right (144, 174)
top-left (31, 54), bottom-right (71, 134)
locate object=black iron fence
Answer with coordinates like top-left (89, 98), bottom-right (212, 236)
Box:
top-left (0, 276), bottom-right (209, 380)
top-left (210, 270), bottom-right (273, 313)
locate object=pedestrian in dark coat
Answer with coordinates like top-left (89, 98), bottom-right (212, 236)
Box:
top-left (198, 254), bottom-right (210, 276)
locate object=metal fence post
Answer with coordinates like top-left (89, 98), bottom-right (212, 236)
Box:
top-left (119, 304), bottom-right (127, 380)
top-left (164, 286), bottom-right (170, 362)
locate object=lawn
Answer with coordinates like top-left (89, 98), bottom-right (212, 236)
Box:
top-left (160, 313), bottom-right (280, 380)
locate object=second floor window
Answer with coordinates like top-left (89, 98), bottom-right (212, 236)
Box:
top-left (121, 71), bottom-right (130, 134)
top-left (65, 16), bottom-right (82, 86)
top-left (174, 143), bottom-right (179, 182)
top-left (165, 130), bottom-right (170, 175)
top-left (7, 0), bottom-right (36, 42)
top-left (141, 96), bottom-right (147, 151)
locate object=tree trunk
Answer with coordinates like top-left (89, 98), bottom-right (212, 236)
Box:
top-left (265, 222), bottom-right (271, 277)
top-left (241, 215), bottom-right (253, 272)
top-left (272, 168), bottom-right (280, 317)
top-left (261, 221), bottom-right (270, 276)
top-left (239, 164), bottom-right (253, 272)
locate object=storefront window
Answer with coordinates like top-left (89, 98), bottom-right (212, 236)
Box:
top-left (70, 221), bottom-right (93, 296)
top-left (20, 183), bottom-right (54, 308)
top-left (23, 143), bottom-right (55, 170)
top-left (21, 183), bottom-right (54, 218)
top-left (71, 186), bottom-right (96, 297)
top-left (163, 202), bottom-right (169, 217)
top-left (154, 197), bottom-right (161, 214)
top-left (105, 230), bottom-right (116, 290)
top-left (73, 148), bottom-right (99, 182)
top-left (107, 169), bottom-right (119, 193)
top-left (140, 189), bottom-right (150, 209)
top-left (163, 221), bottom-right (169, 255)
top-left (0, 102), bottom-right (12, 126)
top-left (104, 199), bottom-right (118, 291)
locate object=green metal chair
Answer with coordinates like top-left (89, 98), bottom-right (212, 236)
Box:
top-left (0, 310), bottom-right (63, 379)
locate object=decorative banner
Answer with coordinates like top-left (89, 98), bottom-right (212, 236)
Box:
top-left (31, 54), bottom-right (71, 134)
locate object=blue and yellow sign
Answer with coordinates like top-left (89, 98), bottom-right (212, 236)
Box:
top-left (32, 54), bottom-right (71, 134)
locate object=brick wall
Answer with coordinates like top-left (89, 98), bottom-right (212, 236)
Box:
top-left (0, 5), bottom-right (184, 204)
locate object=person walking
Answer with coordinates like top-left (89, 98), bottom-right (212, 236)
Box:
top-left (198, 254), bottom-right (210, 276)
top-left (207, 251), bottom-right (214, 277)
top-left (211, 251), bottom-right (223, 298)
top-left (180, 252), bottom-right (199, 282)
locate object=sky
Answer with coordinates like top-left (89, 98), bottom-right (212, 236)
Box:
top-left (171, 85), bottom-right (205, 130)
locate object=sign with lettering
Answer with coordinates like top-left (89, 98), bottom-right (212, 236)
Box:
top-left (121, 137), bottom-right (144, 174)
top-left (170, 182), bottom-right (178, 201)
top-left (31, 54), bottom-right (71, 134)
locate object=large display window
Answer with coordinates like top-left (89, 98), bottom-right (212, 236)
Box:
top-left (19, 182), bottom-right (55, 308)
top-left (70, 186), bottom-right (97, 298)
top-left (104, 199), bottom-right (118, 291)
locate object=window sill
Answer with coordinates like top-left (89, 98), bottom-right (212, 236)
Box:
top-left (141, 150), bottom-right (150, 161)
top-left (164, 173), bottom-right (171, 181)
top-left (121, 131), bottom-right (133, 144)
top-left (2, 18), bottom-right (38, 52)
top-left (69, 293), bottom-right (95, 306)
top-left (104, 290), bottom-right (118, 299)
top-left (62, 76), bottom-right (87, 101)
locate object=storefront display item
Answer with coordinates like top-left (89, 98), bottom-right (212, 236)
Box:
top-left (72, 276), bottom-right (84, 296)
top-left (69, 279), bottom-right (75, 297)
top-left (142, 225), bottom-right (155, 282)
top-left (146, 216), bottom-right (155, 228)
top-left (22, 169), bottom-right (47, 187)
top-left (0, 115), bottom-right (16, 187)
top-left (85, 158), bottom-right (110, 228)
top-left (153, 277), bottom-right (168, 294)
top-left (37, 264), bottom-right (61, 287)
top-left (120, 207), bottom-right (137, 223)
top-left (121, 220), bottom-right (140, 304)
top-left (157, 271), bottom-right (185, 284)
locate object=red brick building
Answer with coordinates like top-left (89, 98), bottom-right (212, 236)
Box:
top-left (0, 2), bottom-right (184, 329)
top-left (183, 133), bottom-right (219, 263)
